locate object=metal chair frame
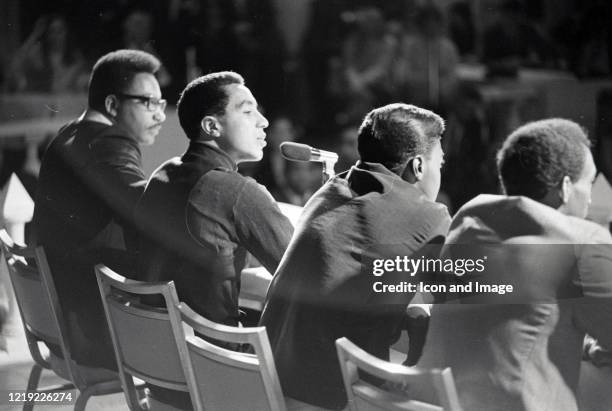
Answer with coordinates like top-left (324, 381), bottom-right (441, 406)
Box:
top-left (95, 264), bottom-right (188, 410)
top-left (0, 229), bottom-right (122, 411)
top-left (336, 337), bottom-right (462, 411)
top-left (172, 302), bottom-right (286, 411)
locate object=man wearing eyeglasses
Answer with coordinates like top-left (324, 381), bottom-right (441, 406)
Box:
top-left (33, 49), bottom-right (166, 371)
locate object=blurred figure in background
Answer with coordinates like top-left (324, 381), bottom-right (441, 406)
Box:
top-left (6, 14), bottom-right (87, 93)
top-left (448, 1), bottom-right (476, 60)
top-left (335, 124), bottom-right (360, 173)
top-left (329, 6), bottom-right (396, 125)
top-left (392, 3), bottom-right (459, 113)
top-left (216, 0), bottom-right (286, 116)
top-left (121, 8), bottom-right (172, 89)
top-left (270, 160), bottom-right (319, 207)
top-left (301, 0), bottom-right (351, 128)
top-left (574, 3), bottom-right (611, 78)
top-left (483, 0), bottom-right (560, 78)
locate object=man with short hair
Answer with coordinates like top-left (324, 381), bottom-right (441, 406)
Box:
top-left (260, 103), bottom-right (451, 409)
top-left (419, 118), bottom-right (612, 411)
top-left (135, 71), bottom-right (293, 409)
top-left (136, 71), bottom-right (293, 327)
top-left (33, 49), bottom-right (166, 370)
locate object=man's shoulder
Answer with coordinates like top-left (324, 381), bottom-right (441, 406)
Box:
top-left (566, 215), bottom-right (612, 244)
top-left (50, 120), bottom-right (138, 158)
top-left (381, 183), bottom-right (451, 225)
top-left (89, 126), bottom-right (139, 153)
top-left (452, 194), bottom-right (612, 244)
top-left (196, 171), bottom-right (277, 208)
top-left (193, 166), bottom-right (248, 191)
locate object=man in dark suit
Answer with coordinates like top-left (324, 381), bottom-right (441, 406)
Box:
top-left (136, 71), bottom-right (293, 328)
top-left (260, 103), bottom-right (451, 410)
top-left (136, 71), bottom-right (293, 409)
top-left (33, 49), bottom-right (166, 370)
top-left (419, 118), bottom-right (612, 411)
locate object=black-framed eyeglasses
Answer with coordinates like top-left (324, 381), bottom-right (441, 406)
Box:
top-left (115, 93), bottom-right (167, 112)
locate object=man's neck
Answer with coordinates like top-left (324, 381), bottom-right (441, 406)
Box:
top-left (195, 139), bottom-right (242, 165)
top-left (80, 108), bottom-right (113, 126)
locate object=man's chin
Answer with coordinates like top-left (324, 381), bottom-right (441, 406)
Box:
top-left (238, 152), bottom-right (264, 164)
top-left (138, 133), bottom-right (157, 146)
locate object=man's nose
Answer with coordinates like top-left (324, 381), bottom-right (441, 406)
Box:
top-left (257, 111), bottom-right (269, 129)
top-left (154, 109), bottom-right (166, 123)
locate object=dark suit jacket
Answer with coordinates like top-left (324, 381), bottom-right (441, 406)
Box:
top-left (419, 195), bottom-right (612, 411)
top-left (33, 120), bottom-right (146, 369)
top-left (260, 162), bottom-right (451, 409)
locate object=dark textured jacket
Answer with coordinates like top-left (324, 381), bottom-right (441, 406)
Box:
top-left (260, 161), bottom-right (451, 409)
top-left (136, 142), bottom-right (293, 325)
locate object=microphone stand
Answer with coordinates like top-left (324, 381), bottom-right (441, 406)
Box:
top-left (322, 159), bottom-right (337, 184)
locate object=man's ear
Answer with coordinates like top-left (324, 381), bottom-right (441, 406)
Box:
top-left (560, 175), bottom-right (572, 204)
top-left (400, 156), bottom-right (424, 183)
top-left (105, 95), bottom-right (118, 118)
top-left (201, 116), bottom-right (221, 138)
top-left (412, 155), bottom-right (425, 181)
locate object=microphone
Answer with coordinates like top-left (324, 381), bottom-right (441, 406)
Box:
top-left (280, 142), bottom-right (339, 162)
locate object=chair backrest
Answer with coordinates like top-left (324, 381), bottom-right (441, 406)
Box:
top-left (172, 302), bottom-right (286, 411)
top-left (95, 264), bottom-right (188, 409)
top-left (335, 337), bottom-right (462, 411)
top-left (0, 229), bottom-right (75, 378)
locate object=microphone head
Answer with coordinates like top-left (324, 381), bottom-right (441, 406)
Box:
top-left (280, 142), bottom-right (312, 161)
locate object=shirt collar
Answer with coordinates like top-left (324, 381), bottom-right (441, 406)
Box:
top-left (183, 141), bottom-right (238, 171)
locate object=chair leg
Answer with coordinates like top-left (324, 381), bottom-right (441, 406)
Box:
top-left (23, 364), bottom-right (43, 411)
top-left (74, 387), bottom-right (93, 411)
top-left (26, 363), bottom-right (43, 391)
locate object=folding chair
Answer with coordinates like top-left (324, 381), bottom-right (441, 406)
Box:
top-left (95, 264), bottom-right (189, 410)
top-left (0, 229), bottom-right (122, 411)
top-left (172, 301), bottom-right (286, 411)
top-left (335, 337), bottom-right (462, 411)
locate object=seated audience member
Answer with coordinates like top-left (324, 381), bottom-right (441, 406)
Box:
top-left (260, 103), bottom-right (451, 410)
top-left (33, 49), bottom-right (166, 370)
top-left (419, 119), bottom-right (612, 411)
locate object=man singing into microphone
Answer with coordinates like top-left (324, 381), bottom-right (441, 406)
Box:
top-left (135, 71), bottom-right (293, 408)
top-left (260, 103), bottom-right (451, 410)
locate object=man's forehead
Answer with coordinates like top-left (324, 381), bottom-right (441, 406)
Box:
top-left (125, 72), bottom-right (161, 96)
top-left (225, 83), bottom-right (257, 108)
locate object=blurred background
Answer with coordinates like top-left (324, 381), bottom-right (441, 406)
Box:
top-left (0, 0), bottom-right (611, 215)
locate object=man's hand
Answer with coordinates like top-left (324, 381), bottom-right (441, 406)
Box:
top-left (584, 335), bottom-right (612, 367)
